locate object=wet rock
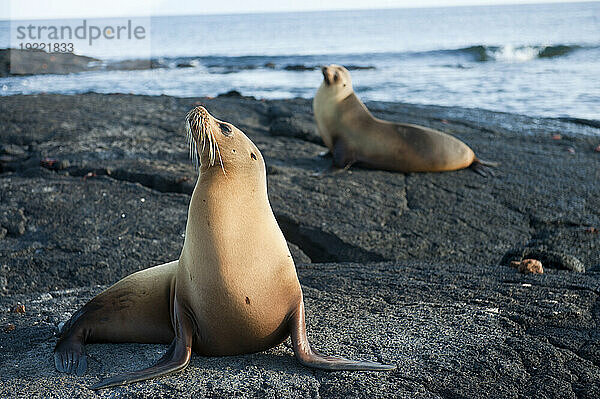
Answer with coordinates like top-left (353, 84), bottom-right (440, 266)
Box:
top-left (1, 261), bottom-right (600, 397)
top-left (268, 104), bottom-right (293, 119)
top-left (269, 116), bottom-right (321, 144)
top-left (345, 65), bottom-right (376, 70)
top-left (283, 64), bottom-right (317, 71)
top-left (0, 93), bottom-right (599, 398)
top-left (0, 49), bottom-right (99, 76)
top-left (0, 206), bottom-right (27, 236)
top-left (105, 59), bottom-right (164, 71)
top-left (1, 93), bottom-right (598, 274)
top-left (287, 242), bottom-right (311, 264)
top-left (0, 144), bottom-right (27, 157)
top-left (40, 158), bottom-right (70, 170)
top-left (217, 90), bottom-right (242, 98)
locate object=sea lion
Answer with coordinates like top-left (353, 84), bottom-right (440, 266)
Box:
top-left (54, 106), bottom-right (395, 389)
top-left (313, 64), bottom-right (496, 175)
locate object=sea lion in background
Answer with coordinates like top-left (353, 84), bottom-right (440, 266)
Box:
top-left (54, 106), bottom-right (395, 389)
top-left (313, 64), bottom-right (497, 175)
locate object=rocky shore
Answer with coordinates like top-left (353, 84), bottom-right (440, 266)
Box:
top-left (0, 93), bottom-right (599, 398)
top-left (0, 49), bottom-right (164, 77)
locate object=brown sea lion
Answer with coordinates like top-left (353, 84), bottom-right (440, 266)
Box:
top-left (53, 106), bottom-right (395, 389)
top-left (313, 64), bottom-right (496, 175)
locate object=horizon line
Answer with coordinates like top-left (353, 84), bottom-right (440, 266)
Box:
top-left (1, 0), bottom-right (598, 22)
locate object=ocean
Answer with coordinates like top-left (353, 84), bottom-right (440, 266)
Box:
top-left (1, 2), bottom-right (599, 120)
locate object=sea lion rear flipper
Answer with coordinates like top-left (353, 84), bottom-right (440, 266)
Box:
top-left (54, 339), bottom-right (87, 376)
top-left (289, 300), bottom-right (395, 371)
top-left (90, 299), bottom-right (193, 390)
top-left (470, 158), bottom-right (499, 177)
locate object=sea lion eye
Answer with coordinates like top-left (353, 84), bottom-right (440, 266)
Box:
top-left (219, 123), bottom-right (232, 136)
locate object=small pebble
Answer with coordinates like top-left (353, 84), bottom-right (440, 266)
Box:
top-left (595, 145), bottom-right (600, 152)
top-left (511, 259), bottom-right (543, 274)
top-left (567, 147), bottom-right (576, 154)
top-left (551, 134), bottom-right (562, 140)
top-left (40, 158), bottom-right (58, 167)
top-left (584, 227), bottom-right (598, 233)
top-left (11, 304), bottom-right (25, 314)
top-left (4, 324), bottom-right (15, 332)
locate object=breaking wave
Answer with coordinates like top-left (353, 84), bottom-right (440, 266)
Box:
top-left (440, 44), bottom-right (590, 62)
top-left (113, 44), bottom-right (594, 73)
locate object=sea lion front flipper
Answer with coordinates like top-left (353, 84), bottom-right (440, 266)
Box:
top-left (331, 139), bottom-right (356, 170)
top-left (90, 299), bottom-right (193, 390)
top-left (289, 300), bottom-right (396, 371)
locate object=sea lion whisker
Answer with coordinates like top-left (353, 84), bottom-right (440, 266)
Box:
top-left (211, 132), bottom-right (216, 166)
top-left (200, 133), bottom-right (206, 160)
top-left (211, 129), bottom-right (227, 175)
top-left (186, 122), bottom-right (196, 169)
top-left (185, 110), bottom-right (202, 170)
top-left (207, 128), bottom-right (214, 166)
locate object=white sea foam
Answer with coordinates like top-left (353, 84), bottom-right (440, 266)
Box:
top-left (489, 45), bottom-right (540, 62)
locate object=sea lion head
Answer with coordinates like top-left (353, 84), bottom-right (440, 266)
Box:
top-left (319, 64), bottom-right (353, 100)
top-left (185, 106), bottom-right (263, 176)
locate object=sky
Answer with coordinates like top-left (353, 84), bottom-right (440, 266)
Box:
top-left (0, 0), bottom-right (595, 20)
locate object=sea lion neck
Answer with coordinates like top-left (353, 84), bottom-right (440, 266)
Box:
top-left (192, 163), bottom-right (268, 207)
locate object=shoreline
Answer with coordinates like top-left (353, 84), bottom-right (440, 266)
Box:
top-left (0, 93), bottom-right (599, 397)
top-left (2, 90), bottom-right (600, 135)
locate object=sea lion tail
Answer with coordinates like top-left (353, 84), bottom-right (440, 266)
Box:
top-left (470, 158), bottom-right (499, 177)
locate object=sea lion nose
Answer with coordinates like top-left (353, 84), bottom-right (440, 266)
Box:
top-left (194, 106), bottom-right (209, 118)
